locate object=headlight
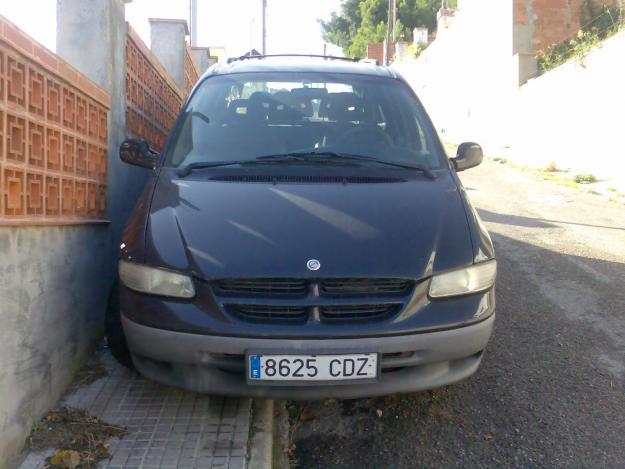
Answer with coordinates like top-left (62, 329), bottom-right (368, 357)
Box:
top-left (119, 260), bottom-right (195, 298)
top-left (429, 260), bottom-right (496, 298)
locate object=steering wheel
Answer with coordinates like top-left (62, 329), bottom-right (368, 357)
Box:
top-left (336, 125), bottom-right (393, 146)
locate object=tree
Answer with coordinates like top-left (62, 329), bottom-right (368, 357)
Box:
top-left (319, 0), bottom-right (441, 57)
top-left (318, 0), bottom-right (364, 52)
top-left (348, 0), bottom-right (389, 57)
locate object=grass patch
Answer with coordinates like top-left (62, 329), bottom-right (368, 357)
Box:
top-left (492, 157), bottom-right (508, 164)
top-left (574, 173), bottom-right (597, 184)
top-left (542, 173), bottom-right (580, 189)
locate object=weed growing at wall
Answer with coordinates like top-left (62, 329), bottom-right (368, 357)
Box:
top-left (537, 2), bottom-right (624, 74)
top-left (407, 42), bottom-right (429, 59)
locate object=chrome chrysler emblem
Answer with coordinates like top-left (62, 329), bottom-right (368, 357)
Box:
top-left (307, 259), bottom-right (321, 271)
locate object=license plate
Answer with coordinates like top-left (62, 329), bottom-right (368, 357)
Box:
top-left (247, 353), bottom-right (378, 383)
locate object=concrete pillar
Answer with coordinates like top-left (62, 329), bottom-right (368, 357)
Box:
top-left (515, 53), bottom-right (539, 86)
top-left (394, 41), bottom-right (410, 62)
top-left (191, 46), bottom-right (212, 74)
top-left (56, 0), bottom-right (148, 258)
top-left (149, 18), bottom-right (189, 91)
top-left (437, 7), bottom-right (455, 34)
top-left (413, 27), bottom-right (429, 46)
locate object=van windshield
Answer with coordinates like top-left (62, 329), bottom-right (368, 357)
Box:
top-left (166, 72), bottom-right (445, 169)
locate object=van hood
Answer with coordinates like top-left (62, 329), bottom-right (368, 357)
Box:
top-left (145, 169), bottom-right (474, 280)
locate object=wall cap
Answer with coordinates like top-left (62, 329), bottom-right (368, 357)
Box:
top-left (148, 18), bottom-right (190, 35)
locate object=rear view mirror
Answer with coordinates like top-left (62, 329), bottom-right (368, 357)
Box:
top-left (452, 142), bottom-right (483, 172)
top-left (119, 138), bottom-right (159, 169)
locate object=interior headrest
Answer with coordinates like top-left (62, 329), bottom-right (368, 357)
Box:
top-left (319, 93), bottom-right (364, 121)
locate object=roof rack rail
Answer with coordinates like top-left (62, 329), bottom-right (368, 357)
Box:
top-left (226, 54), bottom-right (363, 64)
top-left (359, 58), bottom-right (379, 66)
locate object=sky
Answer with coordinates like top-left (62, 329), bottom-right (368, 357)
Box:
top-left (0, 0), bottom-right (343, 57)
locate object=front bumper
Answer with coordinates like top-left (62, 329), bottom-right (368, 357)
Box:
top-left (122, 313), bottom-right (495, 399)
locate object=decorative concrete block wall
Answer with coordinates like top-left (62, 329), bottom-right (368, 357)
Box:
top-left (184, 42), bottom-right (201, 94)
top-left (0, 17), bottom-right (110, 225)
top-left (0, 14), bottom-right (112, 468)
top-left (0, 2), bottom-right (201, 465)
top-left (125, 25), bottom-right (185, 151)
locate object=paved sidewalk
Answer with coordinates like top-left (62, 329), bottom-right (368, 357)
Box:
top-left (19, 351), bottom-right (251, 469)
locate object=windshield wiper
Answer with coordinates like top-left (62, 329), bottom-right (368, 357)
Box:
top-left (254, 152), bottom-right (358, 166)
top-left (177, 160), bottom-right (256, 177)
top-left (258, 151), bottom-right (437, 179)
top-left (177, 151), bottom-right (436, 179)
top-left (177, 155), bottom-right (332, 177)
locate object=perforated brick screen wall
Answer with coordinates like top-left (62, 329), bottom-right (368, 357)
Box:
top-left (184, 43), bottom-right (200, 95)
top-left (125, 26), bottom-right (185, 152)
top-left (0, 16), bottom-right (110, 225)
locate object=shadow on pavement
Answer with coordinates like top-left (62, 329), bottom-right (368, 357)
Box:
top-left (288, 232), bottom-right (625, 469)
top-left (478, 208), bottom-right (625, 231)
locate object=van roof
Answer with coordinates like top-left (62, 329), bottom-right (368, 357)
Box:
top-left (203, 55), bottom-right (398, 79)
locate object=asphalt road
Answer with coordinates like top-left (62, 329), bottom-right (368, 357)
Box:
top-left (289, 161), bottom-right (625, 468)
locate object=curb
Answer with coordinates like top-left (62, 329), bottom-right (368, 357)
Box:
top-left (248, 400), bottom-right (274, 469)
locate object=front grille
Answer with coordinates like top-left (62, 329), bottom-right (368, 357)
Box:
top-left (320, 304), bottom-right (400, 322)
top-left (214, 278), bottom-right (412, 296)
top-left (213, 278), bottom-right (415, 325)
top-left (227, 304), bottom-right (307, 322)
top-left (215, 279), bottom-right (307, 296)
top-left (320, 278), bottom-right (411, 295)
top-left (210, 175), bottom-right (404, 184)
top-left (228, 304), bottom-right (400, 323)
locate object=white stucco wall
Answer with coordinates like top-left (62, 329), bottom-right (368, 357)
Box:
top-left (396, 1), bottom-right (625, 189)
top-left (509, 30), bottom-right (625, 184)
top-left (394, 0), bottom-right (515, 152)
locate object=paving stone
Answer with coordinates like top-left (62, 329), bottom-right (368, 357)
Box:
top-left (17, 350), bottom-right (252, 469)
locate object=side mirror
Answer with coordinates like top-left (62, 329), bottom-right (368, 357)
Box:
top-left (119, 138), bottom-right (159, 169)
top-left (452, 142), bottom-right (483, 172)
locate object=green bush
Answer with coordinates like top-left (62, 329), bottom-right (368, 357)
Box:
top-left (574, 173), bottom-right (597, 184)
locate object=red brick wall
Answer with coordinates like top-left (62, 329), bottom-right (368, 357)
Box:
top-left (514, 0), bottom-right (618, 54)
top-left (367, 43), bottom-right (384, 64)
top-left (367, 42), bottom-right (395, 64)
top-left (0, 15), bottom-right (110, 226)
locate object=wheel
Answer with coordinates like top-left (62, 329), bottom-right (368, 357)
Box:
top-left (105, 279), bottom-right (135, 370)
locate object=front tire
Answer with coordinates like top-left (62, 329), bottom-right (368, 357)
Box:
top-left (105, 280), bottom-right (135, 370)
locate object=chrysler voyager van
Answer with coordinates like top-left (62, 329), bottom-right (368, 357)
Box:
top-left (106, 55), bottom-right (496, 399)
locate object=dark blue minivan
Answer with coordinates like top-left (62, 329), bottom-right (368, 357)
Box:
top-left (107, 56), bottom-right (496, 399)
